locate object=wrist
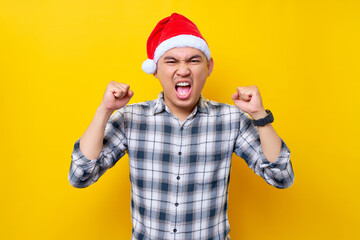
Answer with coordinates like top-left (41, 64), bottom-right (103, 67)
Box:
top-left (96, 104), bottom-right (114, 120)
top-left (251, 109), bottom-right (267, 120)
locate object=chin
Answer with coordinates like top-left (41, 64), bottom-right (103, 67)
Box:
top-left (176, 96), bottom-right (198, 108)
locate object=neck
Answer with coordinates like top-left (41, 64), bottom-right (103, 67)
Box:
top-left (163, 97), bottom-right (198, 122)
top-left (171, 108), bottom-right (193, 122)
top-left (167, 103), bottom-right (194, 122)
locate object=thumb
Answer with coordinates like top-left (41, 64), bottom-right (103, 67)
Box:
top-left (231, 92), bottom-right (249, 112)
top-left (231, 92), bottom-right (239, 101)
top-left (115, 90), bottom-right (134, 109)
top-left (122, 90), bottom-right (134, 102)
top-left (127, 90), bottom-right (134, 98)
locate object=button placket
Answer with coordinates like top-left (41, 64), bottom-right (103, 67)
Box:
top-left (172, 125), bottom-right (183, 237)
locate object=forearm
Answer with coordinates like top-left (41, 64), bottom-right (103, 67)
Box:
top-left (79, 106), bottom-right (113, 160)
top-left (250, 109), bottom-right (281, 163)
top-left (257, 123), bottom-right (282, 163)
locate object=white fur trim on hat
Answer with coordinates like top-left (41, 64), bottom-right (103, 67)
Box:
top-left (154, 34), bottom-right (211, 63)
top-left (142, 59), bottom-right (157, 74)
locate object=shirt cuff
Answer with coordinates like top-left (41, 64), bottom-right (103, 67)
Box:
top-left (258, 139), bottom-right (291, 169)
top-left (71, 139), bottom-right (104, 169)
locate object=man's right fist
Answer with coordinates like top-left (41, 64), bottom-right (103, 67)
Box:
top-left (99, 81), bottom-right (134, 112)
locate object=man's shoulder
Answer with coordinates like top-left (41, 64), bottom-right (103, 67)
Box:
top-left (115, 99), bottom-right (158, 115)
top-left (202, 99), bottom-right (251, 123)
top-left (204, 99), bottom-right (242, 114)
top-left (127, 99), bottom-right (157, 109)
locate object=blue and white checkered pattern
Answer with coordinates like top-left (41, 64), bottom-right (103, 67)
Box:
top-left (69, 92), bottom-right (294, 240)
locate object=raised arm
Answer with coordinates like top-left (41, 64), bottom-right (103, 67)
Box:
top-left (80, 81), bottom-right (133, 160)
top-left (232, 85), bottom-right (294, 188)
top-left (232, 85), bottom-right (280, 163)
top-left (68, 81), bottom-right (133, 188)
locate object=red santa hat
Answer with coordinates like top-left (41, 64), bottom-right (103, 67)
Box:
top-left (142, 13), bottom-right (211, 74)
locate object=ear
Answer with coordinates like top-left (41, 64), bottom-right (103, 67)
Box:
top-left (153, 71), bottom-right (158, 79)
top-left (152, 62), bottom-right (159, 78)
top-left (207, 57), bottom-right (214, 76)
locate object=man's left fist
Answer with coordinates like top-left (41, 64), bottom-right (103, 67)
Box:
top-left (231, 85), bottom-right (267, 120)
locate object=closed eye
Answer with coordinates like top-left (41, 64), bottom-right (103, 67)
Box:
top-left (188, 55), bottom-right (203, 63)
top-left (163, 56), bottom-right (178, 64)
top-left (162, 55), bottom-right (203, 64)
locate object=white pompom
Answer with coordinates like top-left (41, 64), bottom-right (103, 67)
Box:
top-left (142, 59), bottom-right (157, 74)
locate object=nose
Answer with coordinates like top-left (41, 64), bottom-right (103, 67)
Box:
top-left (176, 62), bottom-right (190, 76)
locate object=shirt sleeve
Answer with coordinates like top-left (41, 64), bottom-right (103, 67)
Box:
top-left (68, 110), bottom-right (128, 188)
top-left (234, 112), bottom-right (294, 189)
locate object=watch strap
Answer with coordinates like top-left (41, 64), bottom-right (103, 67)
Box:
top-left (252, 109), bottom-right (274, 126)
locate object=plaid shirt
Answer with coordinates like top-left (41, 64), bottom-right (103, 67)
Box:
top-left (69, 92), bottom-right (294, 240)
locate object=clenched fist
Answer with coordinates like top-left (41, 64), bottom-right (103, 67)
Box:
top-left (99, 81), bottom-right (134, 113)
top-left (231, 85), bottom-right (267, 120)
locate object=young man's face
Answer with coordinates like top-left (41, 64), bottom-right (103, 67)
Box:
top-left (154, 47), bottom-right (214, 118)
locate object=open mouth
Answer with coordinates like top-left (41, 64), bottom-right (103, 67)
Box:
top-left (175, 82), bottom-right (192, 99)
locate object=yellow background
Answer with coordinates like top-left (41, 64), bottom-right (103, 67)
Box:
top-left (1, 0), bottom-right (359, 239)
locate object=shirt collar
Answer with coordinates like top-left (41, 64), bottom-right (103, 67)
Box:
top-left (152, 92), bottom-right (209, 115)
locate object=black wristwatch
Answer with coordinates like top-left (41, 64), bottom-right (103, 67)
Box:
top-left (252, 109), bottom-right (274, 126)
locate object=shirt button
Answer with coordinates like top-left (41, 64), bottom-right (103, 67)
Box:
top-left (176, 176), bottom-right (180, 180)
top-left (175, 203), bottom-right (179, 207)
top-left (173, 229), bottom-right (177, 233)
top-left (178, 152), bottom-right (182, 155)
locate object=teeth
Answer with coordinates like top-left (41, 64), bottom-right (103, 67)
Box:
top-left (176, 82), bottom-right (190, 86)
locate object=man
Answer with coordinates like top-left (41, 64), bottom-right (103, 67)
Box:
top-left (69, 13), bottom-right (294, 240)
